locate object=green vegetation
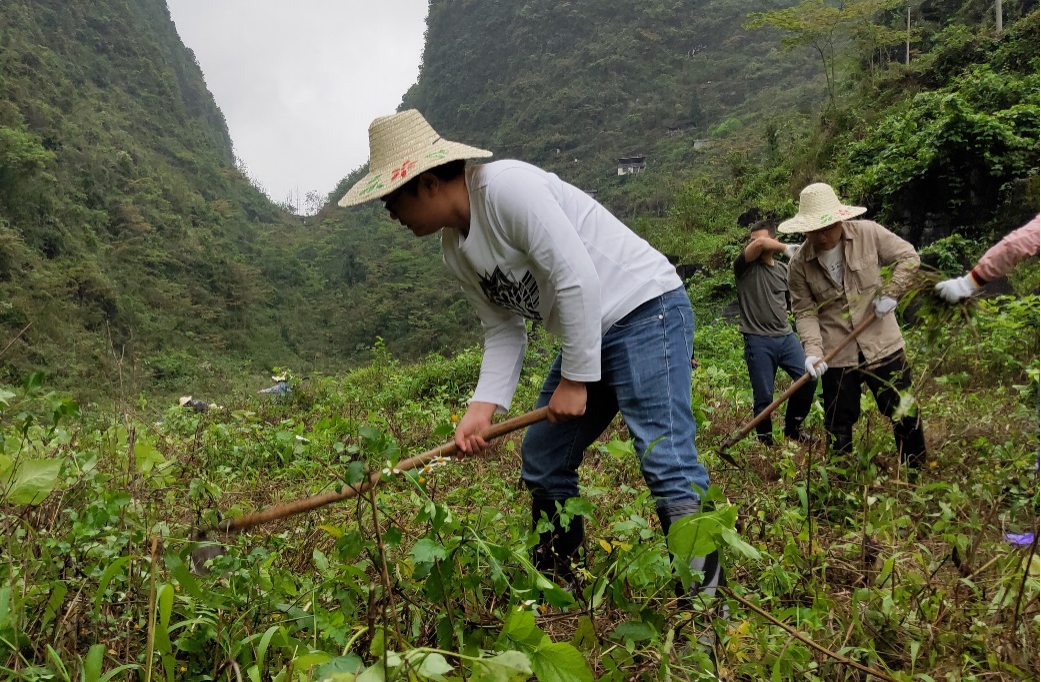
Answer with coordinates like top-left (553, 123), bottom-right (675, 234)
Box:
top-left (1, 292), bottom-right (1036, 680)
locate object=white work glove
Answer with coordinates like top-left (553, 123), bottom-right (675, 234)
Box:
top-left (874, 295), bottom-right (898, 317)
top-left (804, 356), bottom-right (827, 378)
top-left (934, 273), bottom-right (980, 303)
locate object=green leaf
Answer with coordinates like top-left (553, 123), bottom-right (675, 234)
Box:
top-left (0, 585), bottom-right (10, 630)
top-left (498, 607), bottom-right (545, 650)
top-left (471, 651), bottom-right (532, 682)
top-left (531, 640), bottom-right (593, 682)
top-left (41, 582), bottom-right (68, 631)
top-left (313, 653), bottom-right (363, 680)
top-left (346, 461), bottom-right (367, 486)
top-left (313, 549), bottom-right (330, 571)
top-left (535, 574), bottom-right (576, 608)
top-left (571, 616), bottom-right (598, 651)
top-left (411, 538), bottom-right (448, 564)
top-left (133, 441), bottom-right (166, 474)
top-left (98, 664), bottom-right (143, 682)
top-left (369, 628), bottom-right (386, 657)
top-left (609, 621), bottom-right (656, 643)
top-left (602, 437), bottom-right (634, 460)
top-left (356, 663), bottom-right (386, 682)
top-left (719, 526), bottom-right (761, 560)
top-left (666, 514), bottom-right (718, 562)
top-left (93, 557), bottom-right (131, 616)
top-left (24, 372), bottom-right (44, 391)
top-left (165, 553), bottom-right (203, 600)
top-left (416, 653), bottom-right (453, 680)
top-left (155, 583), bottom-right (174, 654)
top-left (4, 458), bottom-right (62, 505)
top-left (83, 644), bottom-right (105, 682)
top-left (0, 388), bottom-right (16, 406)
top-left (563, 498), bottom-right (594, 516)
top-left (255, 625), bottom-right (281, 674)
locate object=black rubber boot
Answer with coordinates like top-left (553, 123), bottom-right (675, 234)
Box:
top-left (894, 421), bottom-right (927, 469)
top-left (828, 426), bottom-right (854, 457)
top-left (531, 498), bottom-right (584, 586)
top-left (755, 416), bottom-right (774, 446)
top-left (783, 417), bottom-right (812, 443)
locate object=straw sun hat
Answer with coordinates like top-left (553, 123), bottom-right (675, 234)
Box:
top-left (778, 183), bottom-right (867, 234)
top-left (338, 110), bottom-right (492, 207)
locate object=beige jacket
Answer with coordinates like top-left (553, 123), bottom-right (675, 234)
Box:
top-left (788, 220), bottom-right (920, 368)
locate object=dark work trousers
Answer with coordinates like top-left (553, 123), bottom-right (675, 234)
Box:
top-left (742, 332), bottom-right (817, 441)
top-left (821, 349), bottom-right (927, 467)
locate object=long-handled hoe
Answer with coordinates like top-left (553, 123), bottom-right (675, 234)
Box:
top-left (190, 407), bottom-right (550, 573)
top-left (716, 311), bottom-right (880, 461)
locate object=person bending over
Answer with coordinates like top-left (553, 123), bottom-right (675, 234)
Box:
top-left (338, 110), bottom-right (725, 606)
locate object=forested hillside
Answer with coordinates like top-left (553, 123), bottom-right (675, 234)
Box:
top-left (398, 0), bottom-right (822, 201)
top-left (0, 0), bottom-right (360, 398)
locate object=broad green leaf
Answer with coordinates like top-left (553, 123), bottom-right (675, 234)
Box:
top-left (471, 651), bottom-right (532, 682)
top-left (318, 524), bottom-right (344, 538)
top-left (314, 654), bottom-right (363, 680)
top-left (83, 644), bottom-right (105, 682)
top-left (369, 628), bottom-right (386, 657)
top-left (498, 607), bottom-right (544, 649)
top-left (535, 574), bottom-right (575, 608)
top-left (294, 651), bottom-right (334, 672)
top-left (416, 653), bottom-right (453, 680)
top-left (602, 437), bottom-right (634, 460)
top-left (313, 549), bottom-right (330, 572)
top-left (571, 616), bottom-right (598, 651)
top-left (0, 388), bottom-right (16, 406)
top-left (356, 663), bottom-right (386, 682)
top-left (667, 514), bottom-right (718, 562)
top-left (563, 498), bottom-right (594, 516)
top-left (531, 640), bottom-right (593, 682)
top-left (133, 441), bottom-right (165, 474)
top-left (609, 621), bottom-right (656, 643)
top-left (411, 538), bottom-right (448, 564)
top-left (5, 459), bottom-right (62, 505)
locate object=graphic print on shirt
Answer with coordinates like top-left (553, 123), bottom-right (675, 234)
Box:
top-left (479, 267), bottom-right (542, 320)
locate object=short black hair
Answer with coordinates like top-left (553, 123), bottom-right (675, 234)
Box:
top-left (399, 159), bottom-right (467, 196)
top-left (749, 219), bottom-right (777, 238)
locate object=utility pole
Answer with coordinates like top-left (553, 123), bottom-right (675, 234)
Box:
top-left (995, 0), bottom-right (1003, 34)
top-left (905, 5), bottom-right (911, 65)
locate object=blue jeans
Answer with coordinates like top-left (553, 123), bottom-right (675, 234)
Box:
top-left (521, 287), bottom-right (709, 510)
top-left (742, 332), bottom-right (816, 439)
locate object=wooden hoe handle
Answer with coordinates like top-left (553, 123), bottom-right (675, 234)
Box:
top-left (717, 312), bottom-right (880, 455)
top-left (213, 407), bottom-right (550, 534)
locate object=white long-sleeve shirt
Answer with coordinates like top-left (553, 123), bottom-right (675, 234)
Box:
top-left (442, 160), bottom-right (682, 411)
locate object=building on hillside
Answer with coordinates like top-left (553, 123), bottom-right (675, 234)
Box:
top-left (617, 155), bottom-right (646, 176)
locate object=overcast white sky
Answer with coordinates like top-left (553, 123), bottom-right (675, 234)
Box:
top-left (166, 0), bottom-right (429, 209)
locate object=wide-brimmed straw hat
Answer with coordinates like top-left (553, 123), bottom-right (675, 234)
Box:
top-left (778, 183), bottom-right (867, 234)
top-left (338, 110), bottom-right (492, 207)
